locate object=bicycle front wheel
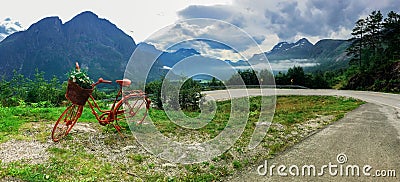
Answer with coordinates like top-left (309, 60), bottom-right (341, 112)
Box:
top-left (52, 104), bottom-right (83, 142)
top-left (114, 95), bottom-right (149, 130)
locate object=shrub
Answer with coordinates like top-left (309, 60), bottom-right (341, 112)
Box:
top-left (145, 78), bottom-right (203, 111)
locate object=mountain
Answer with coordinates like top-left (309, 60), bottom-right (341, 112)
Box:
top-left (267, 38), bottom-right (314, 60)
top-left (224, 60), bottom-right (249, 67)
top-left (309, 39), bottom-right (352, 71)
top-left (0, 11), bottom-right (136, 81)
top-left (250, 38), bottom-right (352, 72)
top-left (158, 48), bottom-right (200, 67)
top-left (127, 43), bottom-right (240, 82)
top-left (0, 12), bottom-right (352, 83)
top-left (0, 18), bottom-right (24, 41)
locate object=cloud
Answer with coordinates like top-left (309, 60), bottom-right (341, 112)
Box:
top-left (178, 5), bottom-right (234, 20)
top-left (142, 0), bottom-right (400, 62)
top-left (178, 0), bottom-right (400, 50)
top-left (168, 39), bottom-right (238, 52)
top-left (145, 19), bottom-right (264, 59)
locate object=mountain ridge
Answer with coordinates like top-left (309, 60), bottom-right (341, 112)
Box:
top-left (0, 12), bottom-right (353, 82)
top-left (250, 38), bottom-right (352, 71)
top-left (0, 11), bottom-right (136, 81)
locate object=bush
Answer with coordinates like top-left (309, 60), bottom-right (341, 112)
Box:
top-left (145, 79), bottom-right (163, 109)
top-left (0, 69), bottom-right (113, 107)
top-left (145, 78), bottom-right (203, 111)
top-left (179, 78), bottom-right (203, 111)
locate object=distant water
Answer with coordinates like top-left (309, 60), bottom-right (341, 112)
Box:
top-left (233, 59), bottom-right (319, 73)
top-left (269, 59), bottom-right (319, 72)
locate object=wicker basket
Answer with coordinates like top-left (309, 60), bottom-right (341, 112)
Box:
top-left (66, 80), bottom-right (93, 105)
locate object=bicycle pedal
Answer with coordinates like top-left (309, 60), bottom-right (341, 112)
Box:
top-left (99, 120), bottom-right (108, 126)
top-left (66, 120), bottom-right (73, 125)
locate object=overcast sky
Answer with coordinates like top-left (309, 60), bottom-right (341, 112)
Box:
top-left (2, 0), bottom-right (400, 56)
top-left (1, 0), bottom-right (230, 42)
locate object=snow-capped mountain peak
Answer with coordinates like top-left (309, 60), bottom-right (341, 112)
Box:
top-left (295, 38), bottom-right (311, 46)
top-left (270, 41), bottom-right (291, 52)
top-left (0, 18), bottom-right (24, 41)
top-left (277, 42), bottom-right (289, 48)
top-left (269, 38), bottom-right (313, 53)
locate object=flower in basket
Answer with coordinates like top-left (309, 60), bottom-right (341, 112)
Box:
top-left (67, 62), bottom-right (93, 89)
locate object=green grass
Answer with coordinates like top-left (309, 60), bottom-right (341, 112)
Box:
top-left (1, 146), bottom-right (125, 181)
top-left (0, 104), bottom-right (121, 142)
top-left (274, 96), bottom-right (361, 124)
top-left (0, 96), bottom-right (364, 181)
top-left (0, 107), bottom-right (60, 142)
top-left (150, 96), bottom-right (363, 142)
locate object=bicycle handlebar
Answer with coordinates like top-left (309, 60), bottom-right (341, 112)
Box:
top-left (92, 78), bottom-right (112, 87)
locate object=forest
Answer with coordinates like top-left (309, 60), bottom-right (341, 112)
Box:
top-left (345, 10), bottom-right (400, 91)
top-left (269, 10), bottom-right (400, 92)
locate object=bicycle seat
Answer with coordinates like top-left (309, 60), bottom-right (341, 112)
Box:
top-left (116, 79), bottom-right (132, 87)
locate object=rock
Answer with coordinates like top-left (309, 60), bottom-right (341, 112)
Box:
top-left (162, 163), bottom-right (177, 168)
top-left (121, 145), bottom-right (136, 151)
top-left (273, 123), bottom-right (285, 131)
top-left (112, 149), bottom-right (121, 153)
top-left (71, 123), bottom-right (96, 133)
top-left (187, 143), bottom-right (205, 152)
top-left (255, 122), bottom-right (271, 126)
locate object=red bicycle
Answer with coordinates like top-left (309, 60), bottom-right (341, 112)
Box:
top-left (52, 77), bottom-right (151, 142)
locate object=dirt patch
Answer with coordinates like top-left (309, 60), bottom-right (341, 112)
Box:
top-left (0, 122), bottom-right (99, 165)
top-left (0, 139), bottom-right (50, 164)
top-left (69, 122), bottom-right (97, 133)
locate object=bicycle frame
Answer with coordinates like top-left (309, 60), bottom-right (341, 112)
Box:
top-left (85, 83), bottom-right (123, 125)
top-left (84, 80), bottom-right (150, 126)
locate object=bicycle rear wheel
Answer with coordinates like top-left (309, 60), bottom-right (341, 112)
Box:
top-left (114, 95), bottom-right (149, 132)
top-left (52, 104), bottom-right (83, 142)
